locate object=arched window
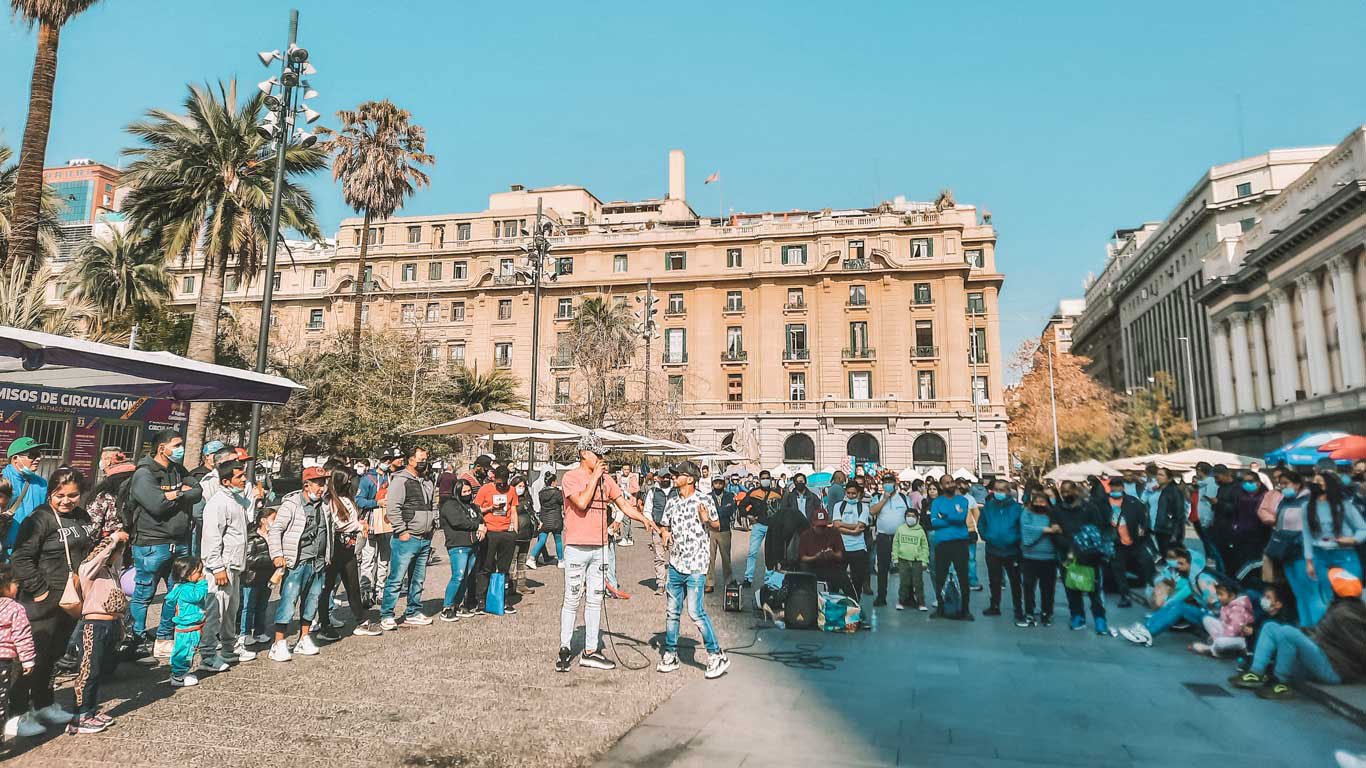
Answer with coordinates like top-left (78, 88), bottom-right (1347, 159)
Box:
top-left (846, 432), bottom-right (880, 466)
top-left (783, 434), bottom-right (815, 464)
top-left (912, 433), bottom-right (948, 465)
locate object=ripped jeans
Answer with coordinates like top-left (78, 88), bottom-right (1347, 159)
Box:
top-left (663, 566), bottom-right (721, 656)
top-left (559, 544), bottom-right (606, 653)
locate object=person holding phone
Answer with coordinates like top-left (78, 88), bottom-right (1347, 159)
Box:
top-left (474, 466), bottom-right (519, 616)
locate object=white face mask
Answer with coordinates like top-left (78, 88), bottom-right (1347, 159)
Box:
top-left (1259, 596), bottom-right (1274, 613)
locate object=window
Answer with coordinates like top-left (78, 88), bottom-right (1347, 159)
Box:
top-left (498, 299), bottom-right (512, 320)
top-left (612, 296), bottom-right (627, 309)
top-left (1236, 181), bottom-right (1252, 197)
top-left (786, 324), bottom-right (807, 357)
top-left (610, 378), bottom-right (626, 402)
top-left (1240, 217), bottom-right (1256, 233)
top-left (665, 251), bottom-right (686, 270)
top-left (362, 266), bottom-right (374, 288)
top-left (495, 342), bottom-right (512, 368)
top-left (914, 320), bottom-right (934, 350)
top-left (667, 293), bottom-right (685, 314)
top-left (225, 274), bottom-right (239, 292)
top-left (360, 304), bottom-right (369, 324)
top-left (433, 225), bottom-right (445, 248)
top-left (428, 262), bottom-right (443, 280)
top-left (789, 372), bottom-right (807, 402)
top-left (613, 254), bottom-right (628, 273)
top-left (401, 303), bottom-right (416, 323)
top-left (849, 371), bottom-right (871, 400)
top-left (967, 292), bottom-right (985, 315)
top-left (181, 275), bottom-right (195, 294)
top-left (555, 256), bottom-right (574, 276)
top-left (362, 227), bottom-right (384, 245)
top-left (726, 248), bottom-right (742, 268)
top-left (965, 249), bottom-right (984, 268)
top-left (972, 375), bottom-right (989, 405)
top-left (849, 321), bottom-right (869, 351)
top-left (557, 298), bottom-right (574, 318)
top-left (449, 343), bottom-right (465, 365)
top-left (911, 238), bottom-right (932, 259)
top-left (969, 327), bottom-right (988, 363)
top-left (727, 373), bottom-right (744, 402)
top-left (781, 244), bottom-right (807, 265)
top-left (917, 371), bottom-right (936, 400)
top-left (22, 415), bottom-right (67, 459)
top-left (667, 375), bottom-right (684, 402)
top-left (407, 225), bottom-right (421, 244)
top-left (450, 301), bottom-right (466, 321)
top-left (456, 223), bottom-right (471, 241)
top-left (499, 258), bottom-right (515, 276)
top-left (272, 272), bottom-right (281, 291)
top-left (308, 308), bottom-right (324, 329)
top-left (424, 345), bottom-right (441, 364)
top-left (555, 378), bottom-right (570, 405)
top-left (848, 239), bottom-right (865, 260)
top-left (312, 269), bottom-right (327, 288)
top-left (725, 291), bottom-right (743, 312)
top-left (849, 285), bottom-right (867, 306)
top-left (497, 219), bottom-right (524, 238)
top-left (664, 328), bottom-right (687, 363)
top-left (454, 261), bottom-right (468, 279)
top-left (786, 288), bottom-right (804, 308)
top-left (401, 263), bottom-right (416, 282)
top-left (268, 311), bottom-right (278, 328)
top-left (913, 282), bottom-right (932, 304)
top-left (726, 326), bottom-right (744, 354)
top-left (425, 302), bottom-right (439, 323)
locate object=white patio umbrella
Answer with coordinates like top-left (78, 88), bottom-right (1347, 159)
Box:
top-left (951, 468), bottom-right (978, 482)
top-left (408, 411), bottom-right (554, 437)
top-left (1158, 448), bottom-right (1262, 471)
top-left (898, 467), bottom-right (922, 482)
top-left (1044, 459), bottom-right (1117, 482)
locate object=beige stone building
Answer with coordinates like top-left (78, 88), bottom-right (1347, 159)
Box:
top-left (168, 151), bottom-right (1008, 475)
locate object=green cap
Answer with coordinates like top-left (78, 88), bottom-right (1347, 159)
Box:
top-left (6, 436), bottom-right (47, 459)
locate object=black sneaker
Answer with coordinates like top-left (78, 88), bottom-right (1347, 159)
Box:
top-left (983, 606), bottom-right (1002, 617)
top-left (555, 647), bottom-right (574, 673)
top-left (315, 627), bottom-right (341, 642)
top-left (1255, 680), bottom-right (1295, 700)
top-left (1014, 616), bottom-right (1030, 627)
top-left (440, 607), bottom-right (460, 622)
top-left (503, 606), bottom-right (518, 615)
top-left (579, 649), bottom-right (616, 670)
top-left (1040, 615), bottom-right (1053, 627)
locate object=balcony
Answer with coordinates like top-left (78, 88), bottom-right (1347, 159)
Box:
top-left (783, 301), bottom-right (807, 312)
top-left (493, 275), bottom-right (521, 286)
top-left (966, 307), bottom-right (986, 317)
top-left (842, 347), bottom-right (876, 361)
top-left (842, 258), bottom-right (871, 271)
top-left (305, 322), bottom-right (324, 331)
top-left (912, 297), bottom-right (933, 307)
top-left (846, 298), bottom-right (869, 309)
top-left (968, 353), bottom-right (990, 365)
top-left (664, 308), bottom-right (686, 318)
top-left (550, 350), bottom-right (574, 368)
top-left (678, 397), bottom-right (975, 417)
top-left (495, 358), bottom-right (512, 369)
top-left (662, 353), bottom-right (689, 366)
top-left (555, 311), bottom-right (577, 321)
top-left (721, 350), bottom-right (749, 363)
top-left (723, 303), bottom-right (745, 314)
top-left (911, 345), bottom-right (939, 359)
top-left (783, 348), bottom-right (810, 362)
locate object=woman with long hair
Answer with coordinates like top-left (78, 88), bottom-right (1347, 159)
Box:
top-left (438, 478), bottom-right (483, 621)
top-left (316, 468), bottom-right (375, 640)
top-left (1301, 472), bottom-right (1366, 625)
top-left (1226, 471), bottom-right (1269, 577)
top-left (1272, 471), bottom-right (1314, 625)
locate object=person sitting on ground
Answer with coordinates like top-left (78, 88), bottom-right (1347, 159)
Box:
top-left (1234, 583), bottom-right (1291, 673)
top-left (1190, 579), bottom-right (1254, 658)
top-left (1119, 546), bottom-right (1207, 647)
top-left (1230, 568), bottom-right (1366, 699)
top-left (893, 505), bottom-right (930, 611)
top-left (797, 507), bottom-right (853, 597)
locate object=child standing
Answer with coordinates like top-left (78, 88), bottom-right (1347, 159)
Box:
top-left (164, 557), bottom-right (208, 688)
top-left (0, 563), bottom-right (35, 751)
top-left (68, 530), bottom-right (130, 734)
top-left (893, 509), bottom-right (930, 611)
top-left (1191, 580), bottom-right (1255, 658)
top-left (238, 507), bottom-right (279, 651)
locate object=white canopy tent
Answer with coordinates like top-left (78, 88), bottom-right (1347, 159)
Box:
top-left (1044, 459), bottom-right (1118, 483)
top-left (0, 326), bottom-right (302, 404)
top-left (1158, 448), bottom-right (1262, 471)
top-left (409, 411), bottom-right (557, 437)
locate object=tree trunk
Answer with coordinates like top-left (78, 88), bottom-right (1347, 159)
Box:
top-left (8, 21), bottom-right (61, 272)
top-left (349, 211), bottom-right (372, 364)
top-left (183, 253), bottom-right (228, 458)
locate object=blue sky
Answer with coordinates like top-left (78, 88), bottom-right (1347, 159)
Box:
top-left (3, 1), bottom-right (1363, 360)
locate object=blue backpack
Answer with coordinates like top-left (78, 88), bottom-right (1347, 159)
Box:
top-left (1071, 524), bottom-right (1112, 565)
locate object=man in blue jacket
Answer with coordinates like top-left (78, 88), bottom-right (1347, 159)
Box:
top-left (978, 478), bottom-right (1024, 625)
top-left (929, 478), bottom-right (972, 620)
top-left (2, 437), bottom-right (49, 552)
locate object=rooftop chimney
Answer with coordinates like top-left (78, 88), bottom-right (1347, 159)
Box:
top-left (509, 184), bottom-right (525, 192)
top-left (668, 149), bottom-right (685, 201)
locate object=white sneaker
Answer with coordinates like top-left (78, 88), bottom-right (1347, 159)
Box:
top-left (294, 635), bottom-right (321, 656)
top-left (380, 617), bottom-right (398, 631)
top-left (524, 557), bottom-right (538, 571)
top-left (705, 652), bottom-right (731, 679)
top-left (170, 673), bottom-right (199, 687)
top-left (405, 613), bottom-right (433, 626)
top-left (34, 703), bottom-right (74, 725)
top-left (235, 647), bottom-right (258, 662)
top-left (5, 712), bottom-right (47, 738)
top-left (268, 640), bottom-right (292, 662)
top-left (656, 651), bottom-right (680, 673)
top-left (558, 560), bottom-right (567, 569)
top-left (1119, 624), bottom-right (1153, 647)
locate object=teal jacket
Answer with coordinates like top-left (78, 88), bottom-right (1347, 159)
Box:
top-left (166, 579), bottom-right (208, 628)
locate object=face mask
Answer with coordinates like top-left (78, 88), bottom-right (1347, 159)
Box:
top-left (993, 491), bottom-right (1008, 501)
top-left (415, 461), bottom-right (430, 475)
top-left (1280, 487), bottom-right (1297, 499)
top-left (516, 487), bottom-right (526, 496)
top-left (1109, 490), bottom-right (1123, 499)
top-left (884, 484), bottom-right (896, 494)
top-left (1061, 494), bottom-right (1077, 504)
top-left (760, 480), bottom-right (772, 489)
top-left (1241, 481), bottom-right (1259, 493)
top-left (170, 447), bottom-right (185, 463)
top-left (905, 517), bottom-right (917, 527)
top-left (305, 491), bottom-right (321, 503)
top-left (1031, 506), bottom-right (1048, 514)
top-left (1259, 597), bottom-right (1274, 613)
top-left (1165, 559), bottom-right (1179, 570)
top-left (794, 480), bottom-right (806, 489)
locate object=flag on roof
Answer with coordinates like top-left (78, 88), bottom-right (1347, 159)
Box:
top-left (704, 171), bottom-right (719, 184)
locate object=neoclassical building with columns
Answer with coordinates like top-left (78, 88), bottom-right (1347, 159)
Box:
top-left (1198, 126), bottom-right (1366, 455)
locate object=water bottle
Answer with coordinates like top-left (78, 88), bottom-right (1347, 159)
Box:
top-left (868, 607), bottom-right (878, 632)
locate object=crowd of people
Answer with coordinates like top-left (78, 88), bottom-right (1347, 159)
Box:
top-left (0, 424), bottom-right (1363, 749)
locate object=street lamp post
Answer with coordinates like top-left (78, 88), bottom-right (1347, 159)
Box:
top-left (244, 8), bottom-right (321, 482)
top-left (1176, 335), bottom-right (1200, 444)
top-left (520, 198), bottom-right (556, 475)
top-left (635, 280), bottom-right (657, 431)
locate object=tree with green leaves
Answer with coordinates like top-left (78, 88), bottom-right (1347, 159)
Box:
top-left (451, 365), bottom-right (524, 415)
top-left (1120, 370), bottom-right (1195, 456)
top-left (6, 0), bottom-right (102, 271)
top-left (0, 260), bottom-right (107, 339)
top-left (559, 296), bottom-right (640, 427)
top-left (72, 228), bottom-right (170, 327)
top-left (1006, 339), bottom-right (1123, 478)
top-left (321, 100), bottom-right (434, 361)
top-left (120, 80), bottom-right (325, 457)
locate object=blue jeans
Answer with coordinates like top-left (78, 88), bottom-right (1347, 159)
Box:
top-left (1143, 598), bottom-right (1206, 637)
top-left (274, 559), bottom-right (325, 628)
top-left (443, 545), bottom-right (477, 608)
top-left (1251, 621), bottom-right (1341, 684)
top-left (1308, 547), bottom-right (1361, 626)
top-left (239, 583), bottom-right (272, 638)
top-left (663, 566), bottom-right (721, 655)
top-left (744, 523), bottom-right (768, 582)
top-left (530, 531), bottom-right (564, 561)
top-left (382, 535), bottom-right (431, 620)
top-left (131, 542), bottom-right (189, 639)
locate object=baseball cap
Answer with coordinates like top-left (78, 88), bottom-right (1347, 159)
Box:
top-left (1328, 567), bottom-right (1362, 599)
top-left (576, 431), bottom-right (607, 457)
top-left (219, 447), bottom-right (252, 467)
top-left (669, 460), bottom-right (700, 479)
top-left (473, 454), bottom-right (493, 468)
top-left (812, 507), bottom-right (831, 526)
top-left (203, 440), bottom-right (226, 456)
top-left (302, 466), bottom-right (327, 483)
top-left (6, 436), bottom-right (46, 459)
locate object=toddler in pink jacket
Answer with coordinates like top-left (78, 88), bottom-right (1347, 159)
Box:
top-left (1192, 580), bottom-right (1254, 657)
top-left (0, 563), bottom-right (36, 749)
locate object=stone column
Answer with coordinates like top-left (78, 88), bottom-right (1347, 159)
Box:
top-left (1269, 289), bottom-right (1299, 404)
top-left (1211, 321), bottom-right (1235, 416)
top-left (1228, 314), bottom-right (1255, 413)
top-left (1297, 271), bottom-right (1332, 397)
top-left (1250, 309), bottom-right (1273, 411)
top-left (1330, 255), bottom-right (1365, 388)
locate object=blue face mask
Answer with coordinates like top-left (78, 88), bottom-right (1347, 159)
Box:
top-left (1242, 481), bottom-right (1259, 493)
top-left (1109, 490), bottom-right (1123, 499)
top-left (1281, 487), bottom-right (1298, 499)
top-left (992, 492), bottom-right (1008, 501)
top-left (170, 447), bottom-right (185, 463)
top-left (1165, 558), bottom-right (1179, 570)
top-left (883, 484), bottom-right (896, 494)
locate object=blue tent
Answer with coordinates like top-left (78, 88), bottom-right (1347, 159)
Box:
top-left (1263, 431), bottom-right (1350, 467)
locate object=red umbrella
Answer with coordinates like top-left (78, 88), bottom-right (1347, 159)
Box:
top-left (1318, 436), bottom-right (1354, 452)
top-left (1324, 435), bottom-right (1366, 462)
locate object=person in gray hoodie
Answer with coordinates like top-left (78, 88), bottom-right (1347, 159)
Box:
top-left (380, 447), bottom-right (437, 630)
top-left (1019, 492), bottom-right (1060, 627)
top-left (198, 457), bottom-right (256, 670)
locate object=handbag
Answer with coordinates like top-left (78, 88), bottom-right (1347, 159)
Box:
top-left (484, 572), bottom-right (506, 615)
top-left (1064, 559), bottom-right (1095, 593)
top-left (54, 510), bottom-right (84, 618)
top-left (1263, 501), bottom-right (1302, 563)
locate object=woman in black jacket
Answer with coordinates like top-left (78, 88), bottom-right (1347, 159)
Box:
top-left (1152, 467), bottom-right (1188, 554)
top-left (439, 479), bottom-right (483, 621)
top-left (9, 468), bottom-right (94, 737)
top-left (530, 472), bottom-right (564, 567)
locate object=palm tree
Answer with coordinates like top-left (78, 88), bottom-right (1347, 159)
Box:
top-left (120, 80), bottom-right (325, 456)
top-left (0, 142), bottom-right (62, 264)
top-left (71, 228), bottom-right (171, 325)
top-left (451, 366), bottom-right (524, 414)
top-left (565, 297), bottom-right (640, 426)
top-left (6, 0), bottom-right (103, 271)
top-left (0, 260), bottom-right (112, 340)
top-left (321, 100), bottom-right (434, 361)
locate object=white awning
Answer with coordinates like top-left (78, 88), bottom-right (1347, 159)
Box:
top-left (408, 411), bottom-right (551, 436)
